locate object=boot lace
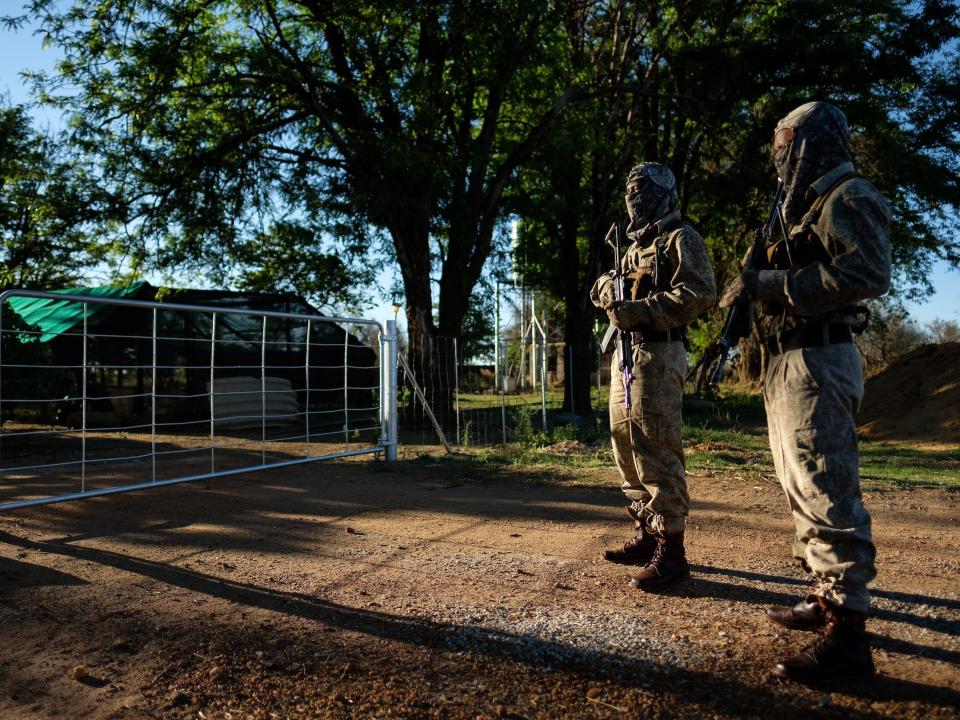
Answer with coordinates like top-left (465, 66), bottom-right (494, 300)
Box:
top-left (623, 531), bottom-right (646, 552)
top-left (801, 619), bottom-right (840, 659)
top-left (647, 537), bottom-right (667, 567)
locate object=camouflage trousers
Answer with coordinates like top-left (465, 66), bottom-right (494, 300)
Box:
top-left (609, 340), bottom-right (688, 533)
top-left (764, 342), bottom-right (876, 614)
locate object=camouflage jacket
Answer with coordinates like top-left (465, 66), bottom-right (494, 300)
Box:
top-left (755, 162), bottom-right (891, 336)
top-left (590, 210), bottom-right (717, 332)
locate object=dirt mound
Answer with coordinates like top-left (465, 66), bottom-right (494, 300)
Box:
top-left (858, 342), bottom-right (960, 445)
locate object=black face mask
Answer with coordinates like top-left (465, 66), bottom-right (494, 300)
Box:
top-left (625, 179), bottom-right (671, 229)
top-left (772, 102), bottom-right (852, 225)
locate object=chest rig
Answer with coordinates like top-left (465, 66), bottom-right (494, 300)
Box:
top-left (622, 215), bottom-right (683, 302)
top-left (764, 172), bottom-right (857, 272)
top-left (618, 216), bottom-right (688, 343)
top-left (757, 172), bottom-right (862, 339)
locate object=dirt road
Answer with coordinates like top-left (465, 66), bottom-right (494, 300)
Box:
top-left (1, 448), bottom-right (958, 719)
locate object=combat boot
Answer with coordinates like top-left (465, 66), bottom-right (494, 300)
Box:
top-left (766, 595), bottom-right (825, 631)
top-left (629, 531), bottom-right (690, 591)
top-left (603, 505), bottom-right (657, 565)
top-left (773, 599), bottom-right (874, 684)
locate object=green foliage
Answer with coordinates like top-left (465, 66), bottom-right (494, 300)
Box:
top-left (509, 405), bottom-right (537, 445)
top-left (457, 278), bottom-right (496, 363)
top-left (503, 403), bottom-right (589, 448)
top-left (20, 0), bottom-right (572, 331)
top-left (231, 221), bottom-right (370, 309)
top-left (510, 0), bottom-right (960, 381)
top-left (9, 0), bottom-right (958, 358)
top-left (0, 101), bottom-right (113, 289)
top-left (855, 297), bottom-right (931, 374)
top-left (459, 418), bottom-right (472, 449)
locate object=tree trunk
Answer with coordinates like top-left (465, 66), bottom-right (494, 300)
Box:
top-left (391, 216), bottom-right (457, 434)
top-left (563, 314), bottom-right (596, 416)
top-left (556, 209), bottom-right (606, 417)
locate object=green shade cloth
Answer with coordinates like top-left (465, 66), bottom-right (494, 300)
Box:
top-left (4, 282), bottom-right (149, 342)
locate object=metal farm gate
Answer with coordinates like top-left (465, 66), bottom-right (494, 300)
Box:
top-left (0, 289), bottom-right (399, 511)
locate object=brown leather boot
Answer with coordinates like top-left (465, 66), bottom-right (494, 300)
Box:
top-left (629, 531), bottom-right (690, 591)
top-left (766, 595), bottom-right (825, 631)
top-left (773, 600), bottom-right (875, 684)
top-left (603, 505), bottom-right (657, 565)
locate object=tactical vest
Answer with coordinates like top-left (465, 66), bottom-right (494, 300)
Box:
top-left (756, 172), bottom-right (864, 338)
top-left (623, 219), bottom-right (683, 300)
top-left (622, 215), bottom-right (687, 337)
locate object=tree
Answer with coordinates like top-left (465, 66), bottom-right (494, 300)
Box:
top-left (0, 101), bottom-right (111, 289)
top-left (856, 299), bottom-right (930, 375)
top-left (513, 0), bottom-right (960, 401)
top-left (927, 318), bottom-right (960, 344)
top-left (19, 0), bottom-right (575, 405)
top-left (16, 0), bottom-right (960, 402)
top-left (512, 0), bottom-right (710, 415)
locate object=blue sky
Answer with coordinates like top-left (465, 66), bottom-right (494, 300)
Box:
top-left (1, 16), bottom-right (957, 327)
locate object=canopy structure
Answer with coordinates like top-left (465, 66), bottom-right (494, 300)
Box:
top-left (1, 282), bottom-right (377, 428)
top-left (4, 282), bottom-right (148, 342)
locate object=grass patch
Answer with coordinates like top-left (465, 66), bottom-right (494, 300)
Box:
top-left (859, 443), bottom-right (960, 490)
top-left (410, 392), bottom-right (960, 492)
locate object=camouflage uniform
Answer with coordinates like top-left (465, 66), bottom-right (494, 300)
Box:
top-left (756, 106), bottom-right (890, 612)
top-left (756, 165), bottom-right (891, 613)
top-left (721, 101), bottom-right (891, 683)
top-left (591, 208), bottom-right (716, 533)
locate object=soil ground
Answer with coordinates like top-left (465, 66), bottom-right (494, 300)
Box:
top-left (1, 444), bottom-right (958, 719)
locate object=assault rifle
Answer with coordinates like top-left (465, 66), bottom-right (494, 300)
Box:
top-left (692, 182), bottom-right (785, 390)
top-left (599, 222), bottom-right (634, 409)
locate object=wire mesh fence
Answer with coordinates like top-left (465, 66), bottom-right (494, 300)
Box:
top-left (397, 332), bottom-right (612, 448)
top-left (0, 290), bottom-right (393, 510)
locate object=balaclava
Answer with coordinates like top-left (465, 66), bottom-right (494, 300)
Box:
top-left (772, 101), bottom-right (852, 225)
top-left (624, 162), bottom-right (678, 241)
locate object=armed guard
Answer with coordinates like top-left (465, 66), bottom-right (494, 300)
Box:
top-left (590, 162), bottom-right (716, 590)
top-left (719, 101), bottom-right (891, 683)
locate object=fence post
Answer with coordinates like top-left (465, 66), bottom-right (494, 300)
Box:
top-left (305, 318), bottom-right (312, 453)
top-left (209, 312), bottom-right (217, 474)
top-left (540, 303), bottom-right (547, 431)
top-left (151, 307), bottom-right (157, 483)
top-left (0, 300), bottom-right (4, 460)
top-left (81, 306), bottom-right (88, 492)
top-left (261, 315), bottom-right (267, 465)
top-left (494, 281), bottom-right (500, 392)
top-left (343, 324), bottom-right (350, 450)
top-left (382, 319), bottom-right (399, 461)
top-left (453, 337), bottom-right (460, 446)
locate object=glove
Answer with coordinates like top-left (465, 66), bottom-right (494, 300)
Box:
top-left (719, 270), bottom-right (759, 309)
top-left (607, 303), bottom-right (643, 330)
top-left (592, 272), bottom-right (619, 310)
top-left (606, 308), bottom-right (625, 329)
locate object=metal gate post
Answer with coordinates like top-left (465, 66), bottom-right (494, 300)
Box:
top-left (209, 312), bottom-right (217, 473)
top-left (151, 307), bottom-right (157, 483)
top-left (0, 301), bottom-right (4, 462)
top-left (382, 320), bottom-right (399, 461)
top-left (81, 306), bottom-right (88, 492)
top-left (453, 337), bottom-right (460, 447)
top-left (343, 325), bottom-right (349, 450)
top-left (305, 318), bottom-right (312, 451)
